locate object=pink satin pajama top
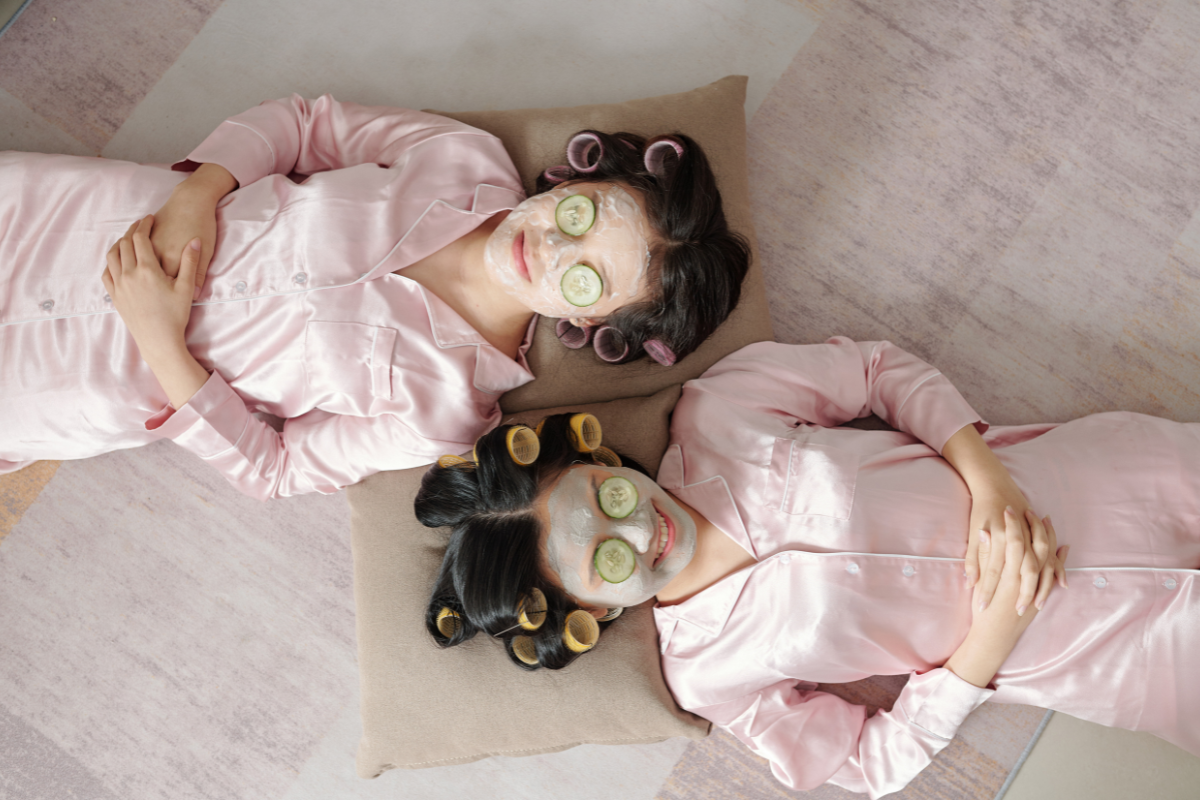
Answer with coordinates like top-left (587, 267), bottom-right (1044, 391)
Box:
top-left (654, 339), bottom-right (1200, 798)
top-left (0, 96), bottom-right (534, 498)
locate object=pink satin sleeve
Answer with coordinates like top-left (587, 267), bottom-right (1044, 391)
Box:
top-left (178, 94), bottom-right (491, 187)
top-left (146, 372), bottom-right (484, 500)
top-left (695, 669), bottom-right (992, 799)
top-left (692, 338), bottom-right (985, 453)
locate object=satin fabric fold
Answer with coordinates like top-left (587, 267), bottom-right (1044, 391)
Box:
top-left (655, 340), bottom-right (1200, 798)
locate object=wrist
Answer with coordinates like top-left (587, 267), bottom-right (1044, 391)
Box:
top-left (944, 632), bottom-right (1000, 688)
top-left (175, 163), bottom-right (237, 204)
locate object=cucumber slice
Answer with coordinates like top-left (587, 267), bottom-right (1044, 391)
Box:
top-left (560, 264), bottom-right (603, 307)
top-left (594, 539), bottom-right (636, 584)
top-left (555, 194), bottom-right (596, 236)
top-left (598, 476), bottom-right (638, 519)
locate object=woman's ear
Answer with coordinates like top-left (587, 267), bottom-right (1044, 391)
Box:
top-left (568, 317), bottom-right (602, 329)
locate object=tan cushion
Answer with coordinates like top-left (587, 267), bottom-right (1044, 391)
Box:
top-left (350, 387), bottom-right (709, 776)
top-left (433, 75), bottom-right (773, 413)
top-left (351, 77), bottom-right (776, 777)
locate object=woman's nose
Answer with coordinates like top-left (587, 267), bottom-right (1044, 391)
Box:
top-left (619, 520), bottom-right (653, 554)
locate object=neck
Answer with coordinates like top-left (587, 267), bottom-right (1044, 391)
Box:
top-left (401, 212), bottom-right (536, 359)
top-left (654, 493), bottom-right (756, 606)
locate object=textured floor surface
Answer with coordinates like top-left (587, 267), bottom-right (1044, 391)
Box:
top-left (2, 1), bottom-right (1199, 799)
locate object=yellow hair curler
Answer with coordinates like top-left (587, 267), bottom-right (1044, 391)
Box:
top-left (591, 446), bottom-right (622, 468)
top-left (506, 425), bottom-right (541, 465)
top-left (436, 607), bottom-right (463, 638)
top-left (511, 635), bottom-right (539, 666)
top-left (563, 609), bottom-right (600, 653)
top-left (568, 413), bottom-right (603, 453)
top-left (437, 454), bottom-right (474, 469)
top-left (517, 588), bottom-right (548, 631)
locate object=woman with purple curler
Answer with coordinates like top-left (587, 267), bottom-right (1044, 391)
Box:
top-left (0, 96), bottom-right (748, 499)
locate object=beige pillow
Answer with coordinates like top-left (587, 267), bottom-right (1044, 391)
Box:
top-left (349, 387), bottom-right (709, 775)
top-left (351, 77), bottom-right (775, 777)
top-left (433, 75), bottom-right (773, 413)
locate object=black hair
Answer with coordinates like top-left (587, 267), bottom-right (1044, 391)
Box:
top-left (415, 415), bottom-right (647, 670)
top-left (536, 131), bottom-right (751, 365)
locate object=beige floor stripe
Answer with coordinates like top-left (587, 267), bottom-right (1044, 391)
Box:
top-left (0, 460), bottom-right (60, 542)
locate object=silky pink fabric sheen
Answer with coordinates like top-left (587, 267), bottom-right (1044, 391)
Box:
top-left (0, 97), bottom-right (534, 498)
top-left (654, 339), bottom-right (1200, 798)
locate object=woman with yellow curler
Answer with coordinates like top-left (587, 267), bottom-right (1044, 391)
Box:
top-left (415, 341), bottom-right (1200, 798)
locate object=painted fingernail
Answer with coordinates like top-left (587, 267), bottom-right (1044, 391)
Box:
top-left (1017, 605), bottom-right (1027, 617)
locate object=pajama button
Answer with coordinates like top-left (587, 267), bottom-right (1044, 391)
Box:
top-left (41, 300), bottom-right (54, 310)
top-left (1163, 578), bottom-right (1177, 590)
top-left (902, 565), bottom-right (915, 577)
top-left (234, 281), bottom-right (247, 293)
top-left (1093, 576), bottom-right (1107, 589)
top-left (103, 294), bottom-right (111, 303)
top-left (779, 554), bottom-right (791, 565)
top-left (845, 563), bottom-right (859, 574)
top-left (293, 272), bottom-right (308, 285)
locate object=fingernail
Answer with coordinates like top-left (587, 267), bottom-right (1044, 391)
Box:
top-left (1044, 515), bottom-right (1052, 525)
top-left (1005, 505), bottom-right (1015, 514)
top-left (189, 239), bottom-right (201, 251)
top-left (1017, 605), bottom-right (1027, 617)
top-left (193, 286), bottom-right (201, 301)
top-left (979, 531), bottom-right (989, 545)
top-left (1035, 599), bottom-right (1045, 610)
top-left (978, 600), bottom-right (988, 612)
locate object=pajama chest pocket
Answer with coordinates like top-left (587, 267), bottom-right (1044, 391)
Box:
top-left (766, 437), bottom-right (858, 519)
top-left (303, 321), bottom-right (397, 403)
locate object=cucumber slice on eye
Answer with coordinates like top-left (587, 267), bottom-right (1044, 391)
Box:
top-left (598, 476), bottom-right (638, 519)
top-left (560, 264), bottom-right (603, 307)
top-left (594, 539), bottom-right (636, 584)
top-left (555, 194), bottom-right (596, 236)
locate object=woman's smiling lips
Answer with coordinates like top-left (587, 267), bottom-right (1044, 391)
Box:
top-left (512, 231), bottom-right (531, 282)
top-left (652, 504), bottom-right (676, 568)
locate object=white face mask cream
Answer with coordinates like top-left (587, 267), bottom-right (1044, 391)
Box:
top-left (543, 465), bottom-right (697, 608)
top-left (483, 183), bottom-right (654, 320)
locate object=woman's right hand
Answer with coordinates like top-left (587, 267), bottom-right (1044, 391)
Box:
top-left (945, 509), bottom-right (1069, 688)
top-left (149, 163), bottom-right (237, 291)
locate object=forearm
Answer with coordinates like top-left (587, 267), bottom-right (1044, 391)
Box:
top-left (141, 339), bottom-right (210, 410)
top-left (940, 423), bottom-right (1010, 493)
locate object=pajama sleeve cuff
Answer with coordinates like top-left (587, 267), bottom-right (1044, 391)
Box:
top-left (173, 120), bottom-right (277, 188)
top-left (893, 373), bottom-right (989, 454)
top-left (898, 668), bottom-right (994, 740)
top-left (145, 372), bottom-right (251, 459)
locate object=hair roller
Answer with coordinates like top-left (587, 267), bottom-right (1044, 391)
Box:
top-left (436, 607), bottom-right (463, 638)
top-left (567, 413), bottom-right (602, 453)
top-left (506, 426), bottom-right (541, 465)
top-left (517, 588), bottom-right (548, 631)
top-left (555, 318), bottom-right (594, 350)
top-left (596, 607), bottom-right (624, 623)
top-left (643, 138), bottom-right (685, 177)
top-left (563, 609), bottom-right (600, 653)
top-left (566, 132), bottom-right (604, 173)
top-left (591, 446), bottom-right (623, 468)
top-left (642, 339), bottom-right (677, 367)
top-left (510, 635), bottom-right (540, 666)
top-left (437, 454), bottom-right (474, 469)
top-left (542, 165), bottom-right (572, 184)
top-left (592, 326), bottom-right (629, 363)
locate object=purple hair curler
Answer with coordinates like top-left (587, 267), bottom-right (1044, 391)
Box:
top-left (566, 132), bottom-right (603, 173)
top-left (642, 339), bottom-right (677, 367)
top-left (643, 138), bottom-right (685, 177)
top-left (592, 326), bottom-right (629, 363)
top-left (555, 318), bottom-right (595, 349)
top-left (542, 165), bottom-right (572, 184)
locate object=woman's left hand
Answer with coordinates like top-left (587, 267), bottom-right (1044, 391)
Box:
top-left (102, 215), bottom-right (200, 362)
top-left (966, 474), bottom-right (1035, 606)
